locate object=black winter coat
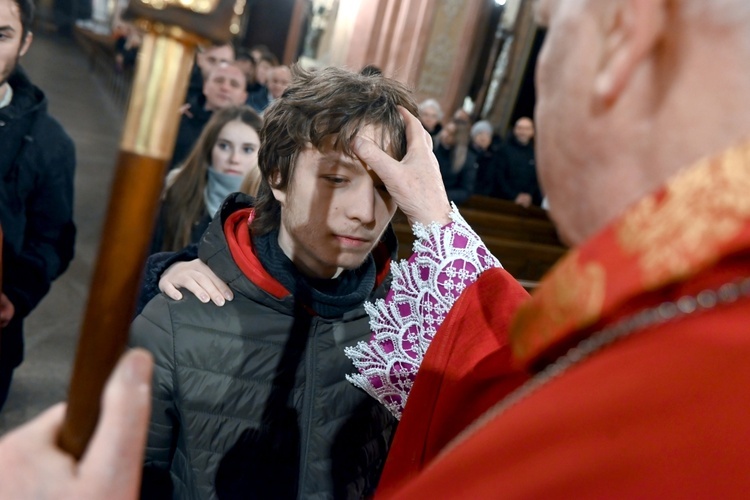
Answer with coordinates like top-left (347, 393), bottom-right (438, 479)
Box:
top-left (496, 136), bottom-right (543, 205)
top-left (132, 193), bottom-right (397, 499)
top-left (169, 93), bottom-right (212, 169)
top-left (246, 86), bottom-right (271, 114)
top-left (472, 137), bottom-right (503, 197)
top-left (0, 67), bottom-right (75, 368)
top-left (434, 143), bottom-right (478, 205)
top-left (149, 203), bottom-right (211, 255)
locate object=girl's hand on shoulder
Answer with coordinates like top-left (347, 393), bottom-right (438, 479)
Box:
top-left (159, 259), bottom-right (233, 306)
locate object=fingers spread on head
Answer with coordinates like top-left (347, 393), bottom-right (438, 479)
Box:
top-left (398, 106), bottom-right (426, 147)
top-left (352, 136), bottom-right (394, 180)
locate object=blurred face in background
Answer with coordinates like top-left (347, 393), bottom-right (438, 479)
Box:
top-left (197, 43), bottom-right (234, 79)
top-left (0, 0), bottom-right (32, 88)
top-left (453, 108), bottom-right (471, 125)
top-left (211, 120), bottom-right (261, 176)
top-left (419, 105), bottom-right (441, 132)
top-left (439, 122), bottom-right (457, 148)
top-left (473, 131), bottom-right (493, 151)
top-left (203, 65), bottom-right (247, 111)
top-left (268, 66), bottom-right (292, 99)
top-left (255, 60), bottom-right (273, 86)
top-left (513, 117), bottom-right (535, 145)
top-left (235, 58), bottom-right (256, 87)
top-left (250, 48), bottom-right (264, 63)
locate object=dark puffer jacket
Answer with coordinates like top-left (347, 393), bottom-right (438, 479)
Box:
top-left (434, 143), bottom-right (479, 205)
top-left (0, 67), bottom-right (75, 369)
top-left (131, 194), bottom-right (397, 499)
top-left (496, 135), bottom-right (542, 205)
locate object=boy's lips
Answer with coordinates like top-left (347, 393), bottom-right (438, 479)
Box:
top-left (335, 234), bottom-right (371, 247)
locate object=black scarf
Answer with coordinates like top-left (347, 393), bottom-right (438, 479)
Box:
top-left (252, 229), bottom-right (376, 318)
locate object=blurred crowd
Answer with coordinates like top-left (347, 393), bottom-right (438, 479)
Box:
top-left (5, 0), bottom-right (750, 497)
top-left (418, 98), bottom-right (542, 208)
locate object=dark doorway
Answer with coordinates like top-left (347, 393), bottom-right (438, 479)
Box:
top-left (510, 28), bottom-right (545, 125)
top-left (240, 0), bottom-right (297, 61)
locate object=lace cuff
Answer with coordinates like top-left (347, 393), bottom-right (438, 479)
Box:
top-left (345, 204), bottom-right (501, 419)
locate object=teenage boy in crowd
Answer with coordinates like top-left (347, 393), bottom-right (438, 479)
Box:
top-left (131, 66), bottom-right (418, 499)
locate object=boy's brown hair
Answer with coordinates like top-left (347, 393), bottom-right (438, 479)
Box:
top-left (251, 65), bottom-right (418, 235)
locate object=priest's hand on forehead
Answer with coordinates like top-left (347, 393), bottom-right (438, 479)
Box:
top-left (352, 106), bottom-right (452, 227)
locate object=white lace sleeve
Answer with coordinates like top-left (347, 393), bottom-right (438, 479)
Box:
top-left (344, 204), bottom-right (501, 419)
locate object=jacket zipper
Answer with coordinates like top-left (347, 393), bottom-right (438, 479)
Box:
top-left (297, 318), bottom-right (317, 498)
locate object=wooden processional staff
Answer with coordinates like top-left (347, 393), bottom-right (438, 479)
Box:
top-left (57, 0), bottom-right (245, 458)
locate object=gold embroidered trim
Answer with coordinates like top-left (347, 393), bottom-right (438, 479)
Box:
top-left (512, 254), bottom-right (606, 360)
top-left (618, 145), bottom-right (750, 289)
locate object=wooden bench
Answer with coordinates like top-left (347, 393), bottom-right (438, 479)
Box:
top-left (390, 195), bottom-right (568, 288)
top-left (456, 207), bottom-right (562, 245)
top-left (462, 195), bottom-right (552, 221)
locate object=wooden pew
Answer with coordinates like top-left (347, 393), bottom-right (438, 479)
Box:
top-left (462, 195), bottom-right (552, 221)
top-left (455, 207), bottom-right (561, 245)
top-left (390, 195), bottom-right (568, 288)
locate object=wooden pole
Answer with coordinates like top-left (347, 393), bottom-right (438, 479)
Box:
top-left (57, 0), bottom-right (242, 458)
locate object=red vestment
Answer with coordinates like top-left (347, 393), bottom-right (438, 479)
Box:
top-left (379, 141), bottom-right (750, 498)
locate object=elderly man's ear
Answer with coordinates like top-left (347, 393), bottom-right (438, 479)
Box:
top-left (594, 0), bottom-right (668, 106)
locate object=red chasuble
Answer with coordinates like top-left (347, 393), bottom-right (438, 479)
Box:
top-left (379, 140), bottom-right (750, 498)
top-left (375, 267), bottom-right (529, 497)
